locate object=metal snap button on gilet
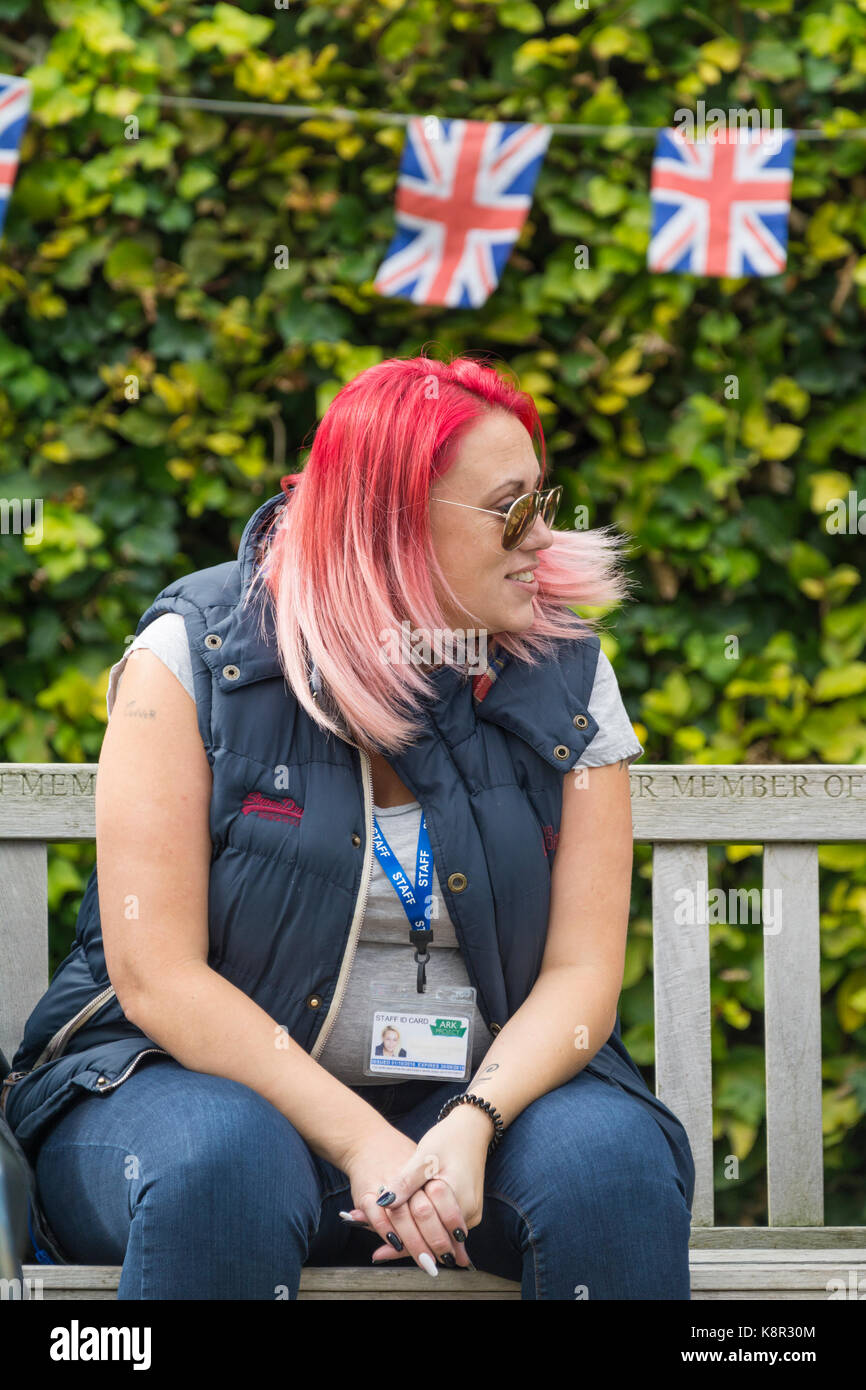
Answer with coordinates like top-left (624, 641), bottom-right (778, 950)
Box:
top-left (204, 633), bottom-right (222, 649)
top-left (351, 833), bottom-right (361, 847)
top-left (307, 994), bottom-right (322, 1009)
top-left (553, 744), bottom-right (571, 760)
top-left (490, 1024), bottom-right (501, 1036)
top-left (573, 713), bottom-right (588, 729)
top-left (447, 872), bottom-right (467, 892)
top-left (222, 665), bottom-right (240, 681)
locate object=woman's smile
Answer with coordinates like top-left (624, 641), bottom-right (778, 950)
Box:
top-left (505, 567), bottom-right (538, 593)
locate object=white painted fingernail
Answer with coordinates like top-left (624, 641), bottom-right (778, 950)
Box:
top-left (418, 1252), bottom-right (438, 1278)
top-left (338, 1211), bottom-right (357, 1222)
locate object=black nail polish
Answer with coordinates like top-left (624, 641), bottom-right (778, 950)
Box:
top-left (453, 1228), bottom-right (466, 1242)
top-left (386, 1231), bottom-right (404, 1252)
top-left (376, 1191), bottom-right (396, 1207)
top-left (439, 1252), bottom-right (457, 1268)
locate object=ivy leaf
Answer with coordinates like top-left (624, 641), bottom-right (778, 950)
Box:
top-left (806, 205), bottom-right (854, 261)
top-left (716, 1049), bottom-right (766, 1128)
top-left (379, 17), bottom-right (423, 60)
top-left (760, 423), bottom-right (803, 460)
top-left (177, 162), bottom-right (218, 201)
top-left (274, 300), bottom-right (351, 345)
top-left (590, 26), bottom-right (632, 60)
top-left (812, 664), bottom-right (866, 702)
top-left (837, 970), bottom-right (866, 1034)
top-left (112, 410), bottom-right (169, 447)
top-left (498, 0), bottom-right (545, 33)
top-left (748, 39), bottom-right (801, 80)
top-left (699, 38), bottom-right (742, 71)
top-left (187, 2), bottom-right (274, 55)
top-left (586, 176), bottom-right (629, 216)
top-left (104, 237), bottom-right (158, 291)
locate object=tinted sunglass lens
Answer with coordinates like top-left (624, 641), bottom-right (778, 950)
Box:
top-left (503, 494), bottom-right (535, 550)
top-left (542, 487), bottom-right (562, 527)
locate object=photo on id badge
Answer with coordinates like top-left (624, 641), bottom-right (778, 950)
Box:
top-left (364, 984), bottom-right (476, 1080)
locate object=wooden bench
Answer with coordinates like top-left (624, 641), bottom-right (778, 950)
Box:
top-left (2, 761), bottom-right (865, 1299)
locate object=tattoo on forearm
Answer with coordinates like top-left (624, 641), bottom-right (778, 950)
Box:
top-left (124, 699), bottom-right (156, 720)
top-left (475, 1063), bottom-right (499, 1082)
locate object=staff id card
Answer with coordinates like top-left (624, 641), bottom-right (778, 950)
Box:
top-left (363, 982), bottom-right (476, 1081)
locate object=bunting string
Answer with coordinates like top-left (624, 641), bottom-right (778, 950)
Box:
top-left (138, 92), bottom-right (866, 140)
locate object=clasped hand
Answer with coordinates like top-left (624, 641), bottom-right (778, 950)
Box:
top-left (341, 1108), bottom-right (490, 1274)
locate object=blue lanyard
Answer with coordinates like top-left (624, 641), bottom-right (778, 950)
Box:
top-left (372, 812), bottom-right (434, 992)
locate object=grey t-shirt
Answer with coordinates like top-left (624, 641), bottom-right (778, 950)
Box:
top-left (107, 613), bottom-right (644, 1086)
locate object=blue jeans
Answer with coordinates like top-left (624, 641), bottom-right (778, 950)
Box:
top-left (34, 1057), bottom-right (693, 1300)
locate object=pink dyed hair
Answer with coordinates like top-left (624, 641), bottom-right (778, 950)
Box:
top-left (246, 353), bottom-right (633, 754)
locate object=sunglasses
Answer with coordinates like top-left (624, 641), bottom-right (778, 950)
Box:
top-left (433, 485), bottom-right (563, 552)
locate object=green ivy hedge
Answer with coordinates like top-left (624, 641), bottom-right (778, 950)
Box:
top-left (1, 0), bottom-right (864, 1226)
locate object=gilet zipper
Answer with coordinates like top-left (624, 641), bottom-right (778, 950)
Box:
top-left (309, 727), bottom-right (375, 1061)
top-left (0, 1070), bottom-right (29, 1114)
top-left (29, 984), bottom-right (118, 1071)
top-left (1, 984), bottom-right (120, 1112)
top-left (0, 984), bottom-right (158, 1112)
top-left (94, 1047), bottom-right (170, 1092)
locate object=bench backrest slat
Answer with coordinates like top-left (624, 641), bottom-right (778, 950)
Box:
top-left (0, 843), bottom-right (48, 1066)
top-left (763, 844), bottom-right (824, 1226)
top-left (652, 843), bottom-right (715, 1227)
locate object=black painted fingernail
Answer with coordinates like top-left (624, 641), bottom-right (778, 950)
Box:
top-left (376, 1191), bottom-right (396, 1207)
top-left (386, 1231), bottom-right (404, 1252)
top-left (453, 1228), bottom-right (466, 1242)
top-left (439, 1252), bottom-right (457, 1268)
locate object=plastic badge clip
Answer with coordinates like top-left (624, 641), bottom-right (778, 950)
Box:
top-left (414, 949), bottom-right (430, 994)
top-left (410, 928), bottom-right (432, 994)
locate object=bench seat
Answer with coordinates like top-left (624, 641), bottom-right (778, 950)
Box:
top-left (18, 1240), bottom-right (866, 1300)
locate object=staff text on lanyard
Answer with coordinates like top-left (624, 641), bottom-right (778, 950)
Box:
top-left (372, 813), bottom-right (434, 993)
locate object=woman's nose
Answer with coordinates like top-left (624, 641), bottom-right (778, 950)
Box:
top-left (519, 514), bottom-right (554, 551)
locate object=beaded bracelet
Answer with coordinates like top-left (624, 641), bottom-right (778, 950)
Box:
top-left (437, 1092), bottom-right (504, 1154)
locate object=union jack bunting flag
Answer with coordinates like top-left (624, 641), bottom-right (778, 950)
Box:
top-left (374, 116), bottom-right (552, 307)
top-left (648, 125), bottom-right (795, 278)
top-left (0, 75), bottom-right (31, 240)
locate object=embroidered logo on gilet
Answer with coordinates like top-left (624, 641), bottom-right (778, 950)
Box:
top-left (541, 825), bottom-right (559, 857)
top-left (241, 791), bottom-right (304, 825)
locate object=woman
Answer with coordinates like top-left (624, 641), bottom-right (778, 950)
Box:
top-left (375, 1028), bottom-right (407, 1060)
top-left (3, 354), bottom-right (695, 1299)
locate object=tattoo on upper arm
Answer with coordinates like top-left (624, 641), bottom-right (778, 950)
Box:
top-left (123, 699), bottom-right (156, 720)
